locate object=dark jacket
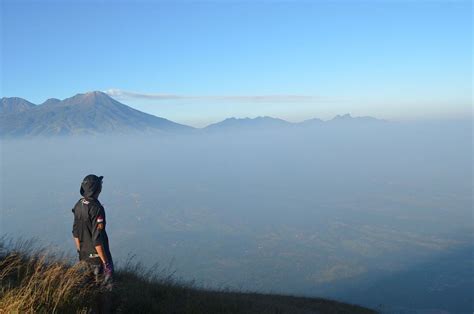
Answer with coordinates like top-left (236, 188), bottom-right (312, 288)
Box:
top-left (72, 174), bottom-right (113, 264)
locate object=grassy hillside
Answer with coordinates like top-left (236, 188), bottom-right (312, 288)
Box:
top-left (0, 239), bottom-right (376, 313)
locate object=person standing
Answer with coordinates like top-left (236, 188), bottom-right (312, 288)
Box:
top-left (72, 174), bottom-right (113, 313)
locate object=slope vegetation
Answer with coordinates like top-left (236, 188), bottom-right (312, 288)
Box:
top-left (0, 239), bottom-right (376, 314)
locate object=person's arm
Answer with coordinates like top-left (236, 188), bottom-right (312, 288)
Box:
top-left (91, 205), bottom-right (108, 264)
top-left (95, 243), bottom-right (108, 264)
top-left (72, 206), bottom-right (81, 252)
top-left (74, 237), bottom-right (80, 251)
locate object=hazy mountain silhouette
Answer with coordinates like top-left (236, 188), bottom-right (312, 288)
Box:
top-left (0, 97), bottom-right (36, 115)
top-left (204, 116), bottom-right (292, 132)
top-left (329, 113), bottom-right (384, 124)
top-left (0, 91), bottom-right (193, 136)
top-left (0, 91), bottom-right (386, 137)
top-left (205, 114), bottom-right (385, 131)
top-left (299, 117), bottom-right (324, 126)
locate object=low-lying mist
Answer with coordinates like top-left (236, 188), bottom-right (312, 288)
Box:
top-left (1, 119), bottom-right (472, 312)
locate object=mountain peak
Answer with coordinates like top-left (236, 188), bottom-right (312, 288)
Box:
top-left (205, 115), bottom-right (291, 131)
top-left (58, 91), bottom-right (116, 108)
top-left (41, 98), bottom-right (61, 106)
top-left (333, 113), bottom-right (353, 120)
top-left (330, 113), bottom-right (384, 124)
top-left (0, 91), bottom-right (192, 136)
top-left (85, 90), bottom-right (109, 97)
top-left (80, 91), bottom-right (112, 101)
top-left (0, 97), bottom-right (36, 115)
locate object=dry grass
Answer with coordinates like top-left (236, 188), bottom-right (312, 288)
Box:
top-left (0, 241), bottom-right (96, 313)
top-left (0, 239), bottom-right (377, 314)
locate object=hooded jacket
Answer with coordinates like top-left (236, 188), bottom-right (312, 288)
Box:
top-left (72, 174), bottom-right (112, 264)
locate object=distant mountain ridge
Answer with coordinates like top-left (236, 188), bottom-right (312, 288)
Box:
top-left (330, 113), bottom-right (382, 123)
top-left (204, 116), bottom-right (292, 131)
top-left (0, 91), bottom-right (192, 136)
top-left (205, 114), bottom-right (385, 131)
top-left (0, 91), bottom-right (385, 137)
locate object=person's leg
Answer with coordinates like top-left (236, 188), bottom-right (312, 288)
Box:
top-left (100, 267), bottom-right (113, 313)
top-left (87, 260), bottom-right (103, 313)
top-left (88, 260), bottom-right (113, 314)
top-left (94, 264), bottom-right (104, 284)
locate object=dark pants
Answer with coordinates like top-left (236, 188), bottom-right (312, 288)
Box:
top-left (86, 258), bottom-right (113, 314)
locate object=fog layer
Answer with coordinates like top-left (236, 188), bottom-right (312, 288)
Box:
top-left (1, 120), bottom-right (472, 312)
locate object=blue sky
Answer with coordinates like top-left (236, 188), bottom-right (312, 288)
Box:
top-left (1, 0), bottom-right (471, 127)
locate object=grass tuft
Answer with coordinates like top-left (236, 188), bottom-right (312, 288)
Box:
top-left (0, 238), bottom-right (377, 313)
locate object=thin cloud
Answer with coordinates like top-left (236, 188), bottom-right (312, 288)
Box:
top-left (104, 89), bottom-right (324, 103)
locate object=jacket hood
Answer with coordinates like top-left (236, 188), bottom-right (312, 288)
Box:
top-left (80, 174), bottom-right (103, 199)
